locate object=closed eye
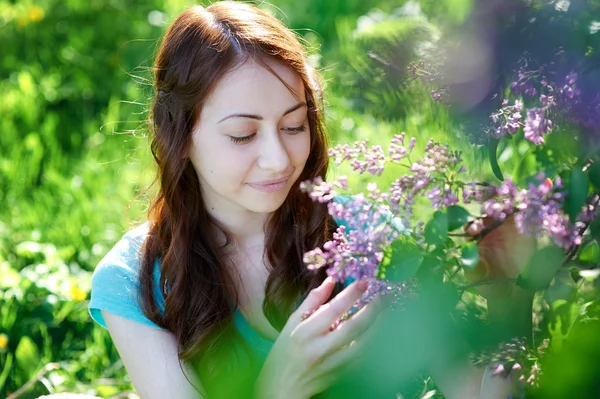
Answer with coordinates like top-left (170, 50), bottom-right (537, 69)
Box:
top-left (229, 133), bottom-right (256, 144)
top-left (284, 124), bottom-right (307, 134)
top-left (228, 124), bottom-right (306, 144)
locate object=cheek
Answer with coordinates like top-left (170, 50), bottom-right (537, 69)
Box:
top-left (289, 132), bottom-right (311, 166)
top-left (189, 138), bottom-right (246, 185)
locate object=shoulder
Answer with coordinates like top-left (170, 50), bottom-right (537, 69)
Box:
top-left (89, 222), bottom-right (164, 330)
top-left (92, 222), bottom-right (150, 277)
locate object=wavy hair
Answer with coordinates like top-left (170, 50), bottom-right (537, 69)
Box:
top-left (138, 1), bottom-right (336, 393)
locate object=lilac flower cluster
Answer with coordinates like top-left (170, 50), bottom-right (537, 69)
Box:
top-left (389, 139), bottom-right (466, 221)
top-left (300, 190), bottom-right (417, 315)
top-left (301, 193), bottom-right (401, 281)
top-left (489, 99), bottom-right (523, 138)
top-left (328, 136), bottom-right (472, 229)
top-left (493, 55), bottom-right (583, 145)
top-left (510, 63), bottom-right (542, 97)
top-left (328, 139), bottom-right (387, 176)
top-left (523, 108), bottom-right (553, 145)
top-left (302, 136), bottom-right (477, 317)
top-left (471, 337), bottom-right (549, 390)
top-left (477, 174), bottom-right (595, 249)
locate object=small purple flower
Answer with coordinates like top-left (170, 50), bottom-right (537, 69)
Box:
top-left (523, 108), bottom-right (553, 145)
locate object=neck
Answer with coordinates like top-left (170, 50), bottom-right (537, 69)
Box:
top-left (204, 203), bottom-right (270, 247)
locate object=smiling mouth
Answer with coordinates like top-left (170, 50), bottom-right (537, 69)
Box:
top-left (247, 177), bottom-right (290, 192)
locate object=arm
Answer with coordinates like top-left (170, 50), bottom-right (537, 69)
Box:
top-left (430, 356), bottom-right (515, 399)
top-left (103, 311), bottom-right (207, 399)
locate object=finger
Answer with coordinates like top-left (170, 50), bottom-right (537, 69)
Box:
top-left (300, 279), bottom-right (368, 336)
top-left (290, 277), bottom-right (336, 326)
top-left (320, 296), bottom-right (385, 356)
top-left (311, 338), bottom-right (363, 380)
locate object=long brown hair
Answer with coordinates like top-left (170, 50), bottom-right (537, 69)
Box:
top-left (139, 0), bottom-right (335, 378)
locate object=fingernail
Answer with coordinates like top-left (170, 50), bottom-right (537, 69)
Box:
top-left (324, 277), bottom-right (334, 285)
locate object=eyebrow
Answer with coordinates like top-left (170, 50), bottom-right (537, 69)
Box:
top-left (217, 102), bottom-right (307, 124)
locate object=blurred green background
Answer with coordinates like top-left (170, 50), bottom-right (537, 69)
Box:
top-left (2, 0), bottom-right (599, 398)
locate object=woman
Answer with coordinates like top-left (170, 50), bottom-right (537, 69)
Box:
top-left (89, 2), bottom-right (519, 398)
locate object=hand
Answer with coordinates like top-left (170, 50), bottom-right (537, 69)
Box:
top-left (464, 215), bottom-right (536, 300)
top-left (465, 215), bottom-right (536, 342)
top-left (254, 278), bottom-right (384, 399)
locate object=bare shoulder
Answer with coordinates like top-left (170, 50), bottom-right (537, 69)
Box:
top-left (102, 311), bottom-right (207, 399)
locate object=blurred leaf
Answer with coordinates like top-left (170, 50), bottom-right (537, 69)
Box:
top-left (383, 239), bottom-right (424, 282)
top-left (588, 161), bottom-right (600, 191)
top-left (15, 336), bottom-right (40, 377)
top-left (489, 138), bottom-right (504, 181)
top-left (446, 205), bottom-right (471, 231)
top-left (565, 168), bottom-right (589, 223)
top-left (0, 352), bottom-right (13, 390)
top-left (459, 242), bottom-right (480, 270)
top-left (424, 211), bottom-right (448, 247)
top-left (513, 147), bottom-right (536, 185)
top-left (95, 385), bottom-right (120, 396)
top-left (579, 241), bottom-right (600, 265)
top-left (590, 216), bottom-right (600, 244)
top-left (549, 299), bottom-right (581, 351)
top-left (518, 245), bottom-right (565, 292)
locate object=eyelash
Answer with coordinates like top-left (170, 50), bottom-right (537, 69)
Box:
top-left (229, 124), bottom-right (307, 144)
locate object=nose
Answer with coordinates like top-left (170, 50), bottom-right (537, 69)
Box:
top-left (256, 130), bottom-right (291, 173)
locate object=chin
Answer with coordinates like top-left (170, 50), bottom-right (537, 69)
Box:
top-left (245, 193), bottom-right (289, 214)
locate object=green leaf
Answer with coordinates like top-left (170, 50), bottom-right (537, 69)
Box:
top-left (383, 240), bottom-right (424, 282)
top-left (15, 336), bottom-right (40, 377)
top-left (513, 148), bottom-right (536, 185)
top-left (424, 211), bottom-right (448, 247)
top-left (488, 138), bottom-right (504, 181)
top-left (579, 241), bottom-right (600, 265)
top-left (548, 299), bottom-right (581, 351)
top-left (565, 168), bottom-right (589, 223)
top-left (459, 242), bottom-right (480, 270)
top-left (0, 352), bottom-right (13, 391)
top-left (588, 161), bottom-right (600, 191)
top-left (518, 245), bottom-right (565, 292)
top-left (447, 205), bottom-right (471, 231)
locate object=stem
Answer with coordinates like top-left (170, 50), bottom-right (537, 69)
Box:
top-left (459, 278), bottom-right (518, 291)
top-left (6, 362), bottom-right (60, 399)
top-left (562, 193), bottom-right (600, 266)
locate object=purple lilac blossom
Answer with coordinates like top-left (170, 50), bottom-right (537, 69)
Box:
top-left (480, 175), bottom-right (585, 249)
top-left (329, 140), bottom-right (386, 176)
top-left (489, 99), bottom-right (523, 139)
top-left (523, 108), bottom-right (553, 145)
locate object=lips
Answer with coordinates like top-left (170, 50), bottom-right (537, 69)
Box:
top-left (250, 176), bottom-right (290, 186)
top-left (246, 176), bottom-right (290, 192)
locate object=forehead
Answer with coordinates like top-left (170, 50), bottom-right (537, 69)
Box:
top-left (200, 57), bottom-right (306, 120)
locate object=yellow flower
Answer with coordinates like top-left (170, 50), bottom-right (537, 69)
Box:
top-left (71, 286), bottom-right (87, 302)
top-left (27, 6), bottom-right (44, 23)
top-left (0, 333), bottom-right (8, 350)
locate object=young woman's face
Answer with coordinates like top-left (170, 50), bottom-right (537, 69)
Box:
top-left (189, 57), bottom-right (311, 216)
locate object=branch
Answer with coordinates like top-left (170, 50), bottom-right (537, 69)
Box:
top-left (459, 278), bottom-right (518, 291)
top-left (6, 362), bottom-right (60, 399)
